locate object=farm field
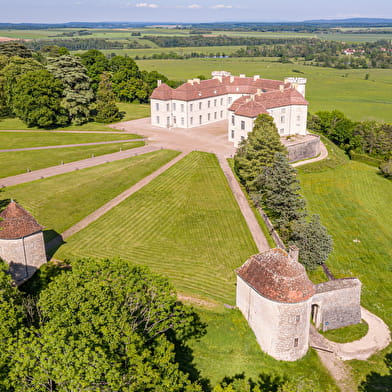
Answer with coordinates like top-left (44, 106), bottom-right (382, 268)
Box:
top-left (2, 27), bottom-right (392, 43)
top-left (0, 131), bottom-right (140, 149)
top-left (0, 141), bottom-right (144, 178)
top-left (1, 149), bottom-right (179, 239)
top-left (297, 140), bottom-right (392, 386)
top-left (137, 58), bottom-right (392, 122)
top-left (54, 152), bottom-right (258, 304)
top-left (0, 103), bottom-right (150, 131)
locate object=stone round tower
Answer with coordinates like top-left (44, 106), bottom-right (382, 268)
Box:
top-left (236, 246), bottom-right (315, 361)
top-left (0, 201), bottom-right (46, 284)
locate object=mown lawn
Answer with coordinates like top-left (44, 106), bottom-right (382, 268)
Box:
top-left (137, 58), bottom-right (392, 122)
top-left (0, 103), bottom-right (150, 131)
top-left (54, 152), bottom-right (258, 304)
top-left (0, 141), bottom-right (144, 178)
top-left (297, 140), bottom-right (392, 387)
top-left (1, 149), bottom-right (179, 238)
top-left (0, 131), bottom-right (141, 149)
top-left (190, 307), bottom-right (336, 390)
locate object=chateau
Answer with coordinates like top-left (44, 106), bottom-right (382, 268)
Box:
top-left (150, 71), bottom-right (308, 147)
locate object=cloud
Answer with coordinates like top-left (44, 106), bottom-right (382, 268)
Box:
top-left (176, 4), bottom-right (202, 9)
top-left (135, 2), bottom-right (159, 8)
top-left (211, 4), bottom-right (233, 9)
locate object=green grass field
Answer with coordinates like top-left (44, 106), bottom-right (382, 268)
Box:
top-left (137, 58), bottom-right (392, 122)
top-left (0, 131), bottom-right (140, 149)
top-left (189, 307), bottom-right (336, 389)
top-left (0, 141), bottom-right (144, 178)
top-left (0, 103), bottom-right (150, 131)
top-left (1, 149), bottom-right (179, 239)
top-left (54, 152), bottom-right (258, 304)
top-left (297, 139), bottom-right (392, 387)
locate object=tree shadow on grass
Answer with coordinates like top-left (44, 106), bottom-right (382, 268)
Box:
top-left (359, 353), bottom-right (392, 391)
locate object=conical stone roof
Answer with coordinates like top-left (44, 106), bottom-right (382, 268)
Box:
top-left (236, 248), bottom-right (315, 303)
top-left (0, 201), bottom-right (43, 239)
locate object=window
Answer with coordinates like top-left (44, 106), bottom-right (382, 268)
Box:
top-left (228, 97), bottom-right (232, 104)
top-left (294, 338), bottom-right (299, 348)
top-left (181, 117), bottom-right (184, 126)
top-left (166, 103), bottom-right (170, 111)
top-left (214, 99), bottom-right (217, 107)
top-left (156, 116), bottom-right (160, 124)
top-left (220, 98), bottom-right (224, 105)
top-left (280, 128), bottom-right (284, 135)
top-left (208, 100), bottom-right (211, 108)
top-left (220, 110), bottom-right (223, 118)
top-left (173, 103), bottom-right (176, 111)
top-left (190, 104), bottom-right (193, 112)
top-left (199, 115), bottom-right (202, 124)
top-left (208, 113), bottom-right (211, 121)
top-left (214, 112), bottom-right (217, 119)
top-left (166, 117), bottom-right (170, 127)
top-left (281, 116), bottom-right (285, 123)
top-left (190, 117), bottom-right (193, 125)
top-left (199, 102), bottom-right (202, 110)
top-left (241, 120), bottom-right (245, 130)
top-left (155, 103), bottom-right (159, 111)
top-left (231, 130), bottom-right (235, 139)
top-left (297, 115), bottom-right (301, 122)
top-left (282, 108), bottom-right (286, 114)
top-left (173, 116), bottom-right (176, 125)
top-left (296, 315), bottom-right (300, 323)
top-left (231, 116), bottom-right (235, 125)
top-left (181, 104), bottom-right (184, 112)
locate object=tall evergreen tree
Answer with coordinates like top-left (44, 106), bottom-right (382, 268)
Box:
top-left (94, 72), bottom-right (122, 123)
top-left (46, 55), bottom-right (94, 125)
top-left (234, 114), bottom-right (287, 191)
top-left (255, 152), bottom-right (306, 230)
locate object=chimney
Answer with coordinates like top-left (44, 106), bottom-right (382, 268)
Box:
top-left (250, 94), bottom-right (255, 101)
top-left (279, 85), bottom-right (284, 92)
top-left (240, 74), bottom-right (245, 78)
top-left (288, 245), bottom-right (299, 263)
top-left (256, 88), bottom-right (262, 95)
top-left (194, 78), bottom-right (200, 84)
top-left (157, 80), bottom-right (162, 87)
top-left (253, 75), bottom-right (260, 81)
top-left (230, 76), bottom-right (234, 83)
top-left (188, 79), bottom-right (194, 86)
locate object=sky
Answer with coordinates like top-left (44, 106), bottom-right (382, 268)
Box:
top-left (1, 0), bottom-right (391, 23)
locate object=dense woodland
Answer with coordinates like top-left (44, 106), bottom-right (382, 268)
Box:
top-left (0, 42), bottom-right (178, 127)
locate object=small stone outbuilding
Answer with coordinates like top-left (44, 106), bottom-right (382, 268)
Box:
top-left (236, 246), bottom-right (362, 361)
top-left (0, 201), bottom-right (46, 284)
top-left (236, 246), bottom-right (315, 361)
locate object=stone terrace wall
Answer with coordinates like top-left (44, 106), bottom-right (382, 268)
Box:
top-left (284, 134), bottom-right (321, 162)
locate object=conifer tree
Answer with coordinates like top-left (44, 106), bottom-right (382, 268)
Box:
top-left (234, 114), bottom-right (286, 191)
top-left (255, 152), bottom-right (306, 230)
top-left (94, 72), bottom-right (122, 123)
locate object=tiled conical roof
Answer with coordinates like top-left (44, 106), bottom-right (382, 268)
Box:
top-left (236, 248), bottom-right (315, 303)
top-left (0, 201), bottom-right (43, 239)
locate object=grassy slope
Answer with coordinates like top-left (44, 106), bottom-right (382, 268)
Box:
top-left (54, 152), bottom-right (258, 304)
top-left (0, 141), bottom-right (144, 178)
top-left (1, 150), bottom-right (179, 238)
top-left (0, 131), bottom-right (141, 149)
top-left (297, 139), bottom-right (392, 386)
top-left (0, 103), bottom-right (150, 131)
top-left (137, 58), bottom-right (392, 122)
top-left (189, 308), bottom-right (336, 390)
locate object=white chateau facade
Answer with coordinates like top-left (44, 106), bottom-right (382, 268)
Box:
top-left (150, 71), bottom-right (308, 147)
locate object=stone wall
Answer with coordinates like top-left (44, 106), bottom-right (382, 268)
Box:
top-left (312, 278), bottom-right (362, 331)
top-left (237, 276), bottom-right (311, 361)
top-left (0, 232), bottom-right (47, 283)
top-left (284, 134), bottom-right (321, 162)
